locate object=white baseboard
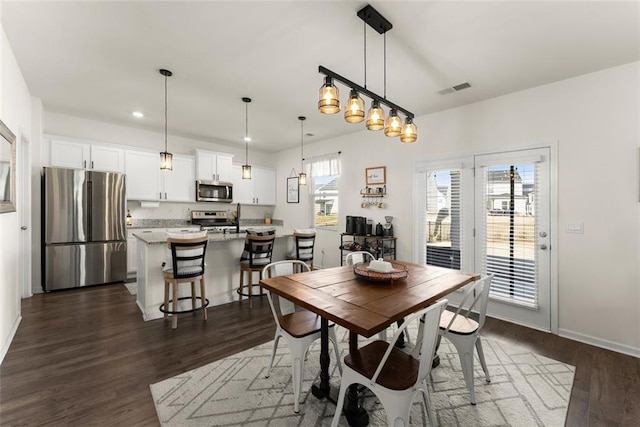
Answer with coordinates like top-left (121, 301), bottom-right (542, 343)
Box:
top-left (559, 328), bottom-right (640, 359)
top-left (0, 315), bottom-right (22, 366)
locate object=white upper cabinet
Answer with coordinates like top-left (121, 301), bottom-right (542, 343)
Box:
top-left (125, 150), bottom-right (195, 202)
top-left (50, 139), bottom-right (125, 173)
top-left (161, 155), bottom-right (195, 202)
top-left (232, 164), bottom-right (276, 205)
top-left (195, 149), bottom-right (233, 182)
top-left (125, 150), bottom-right (161, 201)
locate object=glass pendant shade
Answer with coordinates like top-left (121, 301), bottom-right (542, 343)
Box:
top-left (298, 171), bottom-right (307, 186)
top-left (160, 151), bottom-right (173, 170)
top-left (384, 109), bottom-right (402, 137)
top-left (366, 100), bottom-right (385, 131)
top-left (400, 118), bottom-right (418, 143)
top-left (242, 164), bottom-right (252, 179)
top-left (318, 77), bottom-right (340, 114)
top-left (344, 90), bottom-right (365, 123)
top-left (126, 210), bottom-right (133, 227)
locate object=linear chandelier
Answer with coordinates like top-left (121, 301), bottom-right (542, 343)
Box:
top-left (318, 5), bottom-right (417, 143)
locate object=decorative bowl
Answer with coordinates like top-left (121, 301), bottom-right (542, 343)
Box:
top-left (353, 262), bottom-right (408, 282)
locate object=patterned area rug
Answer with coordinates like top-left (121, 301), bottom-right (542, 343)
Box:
top-left (150, 326), bottom-right (574, 426)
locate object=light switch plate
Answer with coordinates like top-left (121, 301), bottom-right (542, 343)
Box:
top-left (566, 221), bottom-right (583, 234)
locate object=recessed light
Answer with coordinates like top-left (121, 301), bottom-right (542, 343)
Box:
top-left (132, 111), bottom-right (144, 118)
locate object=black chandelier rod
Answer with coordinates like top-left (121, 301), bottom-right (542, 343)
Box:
top-left (319, 65), bottom-right (414, 119)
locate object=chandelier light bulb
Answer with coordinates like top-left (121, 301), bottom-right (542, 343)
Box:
top-left (318, 76), bottom-right (340, 114)
top-left (366, 100), bottom-right (385, 131)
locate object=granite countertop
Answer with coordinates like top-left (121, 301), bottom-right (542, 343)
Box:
top-left (133, 226), bottom-right (292, 245)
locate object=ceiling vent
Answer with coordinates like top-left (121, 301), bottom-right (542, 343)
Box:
top-left (438, 82), bottom-right (472, 95)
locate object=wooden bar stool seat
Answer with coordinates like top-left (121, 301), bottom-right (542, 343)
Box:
top-left (238, 231), bottom-right (276, 308)
top-left (159, 234), bottom-right (209, 329)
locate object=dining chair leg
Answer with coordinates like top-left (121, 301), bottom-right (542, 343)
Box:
top-left (476, 337), bottom-right (490, 382)
top-left (200, 277), bottom-right (207, 321)
top-left (171, 281), bottom-right (178, 329)
top-left (265, 332), bottom-right (282, 378)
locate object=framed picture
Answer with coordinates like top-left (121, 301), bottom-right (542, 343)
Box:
top-left (366, 166), bottom-right (386, 185)
top-left (287, 177), bottom-right (299, 203)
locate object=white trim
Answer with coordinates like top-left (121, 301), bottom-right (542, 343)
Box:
top-left (0, 315), bottom-right (22, 365)
top-left (559, 328), bottom-right (640, 359)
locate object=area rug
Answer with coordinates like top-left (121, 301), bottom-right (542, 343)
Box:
top-left (124, 282), bottom-right (137, 295)
top-left (150, 326), bottom-right (574, 426)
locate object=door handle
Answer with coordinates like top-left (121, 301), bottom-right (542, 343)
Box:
top-left (20, 226), bottom-right (27, 230)
top-left (539, 244), bottom-right (548, 250)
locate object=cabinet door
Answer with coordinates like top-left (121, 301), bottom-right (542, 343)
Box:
top-left (231, 164), bottom-right (254, 204)
top-left (254, 167), bottom-right (276, 205)
top-left (196, 151), bottom-right (215, 181)
top-left (50, 139), bottom-right (90, 169)
top-left (162, 155), bottom-right (195, 202)
top-left (125, 150), bottom-right (160, 201)
top-left (216, 155), bottom-right (233, 182)
top-left (91, 145), bottom-right (125, 173)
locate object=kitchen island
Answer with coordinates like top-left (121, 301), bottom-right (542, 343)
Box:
top-left (134, 228), bottom-right (291, 321)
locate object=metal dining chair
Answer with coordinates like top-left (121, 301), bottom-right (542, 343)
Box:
top-left (262, 260), bottom-right (342, 413)
top-left (331, 299), bottom-right (448, 427)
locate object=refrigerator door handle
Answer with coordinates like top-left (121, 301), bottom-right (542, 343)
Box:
top-left (87, 180), bottom-right (93, 241)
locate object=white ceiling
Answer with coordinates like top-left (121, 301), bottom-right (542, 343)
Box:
top-left (2, 1), bottom-right (638, 153)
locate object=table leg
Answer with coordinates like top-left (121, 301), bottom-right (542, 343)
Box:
top-left (344, 331), bottom-right (369, 427)
top-left (311, 318), bottom-right (331, 399)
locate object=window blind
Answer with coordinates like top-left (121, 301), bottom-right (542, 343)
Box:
top-left (480, 163), bottom-right (539, 308)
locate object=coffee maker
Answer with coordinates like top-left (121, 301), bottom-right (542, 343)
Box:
top-left (383, 216), bottom-right (394, 237)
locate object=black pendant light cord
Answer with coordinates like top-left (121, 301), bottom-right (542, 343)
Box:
top-left (245, 101), bottom-right (249, 164)
top-left (300, 119), bottom-right (304, 171)
top-left (383, 32), bottom-right (387, 99)
top-left (164, 73), bottom-right (168, 152)
top-left (363, 19), bottom-right (367, 89)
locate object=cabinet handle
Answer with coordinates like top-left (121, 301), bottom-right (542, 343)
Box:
top-left (91, 161), bottom-right (94, 169)
top-left (159, 192), bottom-right (162, 199)
top-left (84, 160), bottom-right (87, 168)
top-left (164, 192), bottom-right (167, 199)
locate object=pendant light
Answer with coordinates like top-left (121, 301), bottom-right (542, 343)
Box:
top-left (366, 100), bottom-right (385, 130)
top-left (400, 117), bottom-right (418, 143)
top-left (345, 89), bottom-right (365, 123)
top-left (159, 68), bottom-right (173, 170)
top-left (384, 108), bottom-right (402, 137)
top-left (298, 116), bottom-right (307, 186)
top-left (318, 76), bottom-right (340, 114)
top-left (241, 97), bottom-right (252, 179)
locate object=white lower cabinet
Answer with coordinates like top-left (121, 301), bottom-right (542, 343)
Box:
top-left (232, 165), bottom-right (276, 205)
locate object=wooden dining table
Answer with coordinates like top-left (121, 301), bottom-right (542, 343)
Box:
top-left (260, 260), bottom-right (479, 426)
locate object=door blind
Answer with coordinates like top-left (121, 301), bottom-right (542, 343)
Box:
top-left (480, 163), bottom-right (539, 308)
top-left (425, 169), bottom-right (462, 270)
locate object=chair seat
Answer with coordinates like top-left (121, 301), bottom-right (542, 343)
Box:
top-left (344, 340), bottom-right (419, 391)
top-left (162, 265), bottom-right (204, 276)
top-left (440, 309), bottom-right (479, 335)
top-left (240, 258), bottom-right (272, 267)
top-left (279, 310), bottom-right (330, 338)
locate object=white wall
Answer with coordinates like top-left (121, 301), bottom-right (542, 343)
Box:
top-left (273, 62), bottom-right (640, 356)
top-left (0, 22), bottom-right (33, 364)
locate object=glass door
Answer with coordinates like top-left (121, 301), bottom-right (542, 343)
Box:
top-left (474, 148), bottom-right (551, 331)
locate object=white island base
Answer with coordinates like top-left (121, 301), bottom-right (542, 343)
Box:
top-left (134, 230), bottom-right (290, 321)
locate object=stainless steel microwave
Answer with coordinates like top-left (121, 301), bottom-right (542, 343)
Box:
top-left (196, 180), bottom-right (233, 203)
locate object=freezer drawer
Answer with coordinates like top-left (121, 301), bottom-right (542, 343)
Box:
top-left (44, 241), bottom-right (127, 291)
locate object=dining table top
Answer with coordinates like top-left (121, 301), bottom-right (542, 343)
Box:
top-left (260, 260), bottom-right (480, 338)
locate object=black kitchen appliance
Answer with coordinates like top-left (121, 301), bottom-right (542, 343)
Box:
top-left (346, 215), bottom-right (355, 234)
top-left (355, 216), bottom-right (367, 235)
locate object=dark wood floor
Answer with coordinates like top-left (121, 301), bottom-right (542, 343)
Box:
top-left (1, 284), bottom-right (638, 426)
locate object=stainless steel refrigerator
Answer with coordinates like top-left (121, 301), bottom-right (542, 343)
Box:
top-left (43, 167), bottom-right (127, 291)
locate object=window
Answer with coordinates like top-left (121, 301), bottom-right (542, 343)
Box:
top-left (309, 153), bottom-right (340, 229)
